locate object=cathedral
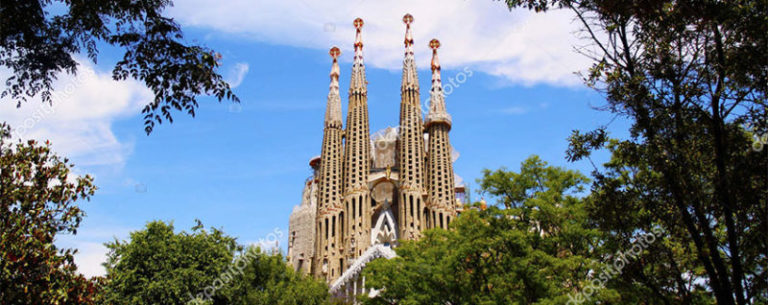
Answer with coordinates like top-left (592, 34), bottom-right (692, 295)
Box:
top-left (287, 14), bottom-right (465, 299)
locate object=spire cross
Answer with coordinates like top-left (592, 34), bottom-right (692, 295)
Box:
top-left (329, 46), bottom-right (341, 61)
top-left (429, 39), bottom-right (441, 71)
top-left (403, 14), bottom-right (414, 48)
top-left (403, 13), bottom-right (414, 26)
top-left (329, 46), bottom-right (341, 80)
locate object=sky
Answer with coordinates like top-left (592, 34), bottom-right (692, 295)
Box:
top-left (0, 0), bottom-right (630, 278)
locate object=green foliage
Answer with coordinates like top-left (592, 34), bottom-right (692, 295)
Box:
top-left (478, 155), bottom-right (588, 209)
top-left (0, 122), bottom-right (100, 305)
top-left (363, 156), bottom-right (607, 304)
top-left (580, 138), bottom-right (724, 305)
top-left (229, 247), bottom-right (333, 305)
top-left (502, 1), bottom-right (767, 304)
top-left (0, 0), bottom-right (240, 134)
top-left (101, 221), bottom-right (240, 305)
top-left (100, 221), bottom-right (336, 305)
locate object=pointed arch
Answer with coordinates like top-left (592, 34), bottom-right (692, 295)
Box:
top-left (371, 208), bottom-right (398, 246)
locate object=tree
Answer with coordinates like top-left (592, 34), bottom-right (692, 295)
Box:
top-left (363, 156), bottom-right (609, 304)
top-left (581, 139), bottom-right (724, 304)
top-left (100, 221), bottom-right (240, 305)
top-left (101, 221), bottom-right (338, 305)
top-left (501, 1), bottom-right (768, 304)
top-left (229, 247), bottom-right (334, 305)
top-left (0, 0), bottom-right (239, 134)
top-left (0, 123), bottom-right (100, 305)
top-left (478, 156), bottom-right (588, 209)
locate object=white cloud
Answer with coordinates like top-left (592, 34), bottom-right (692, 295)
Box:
top-left (72, 242), bottom-right (109, 278)
top-left (0, 59), bottom-right (153, 168)
top-left (1, 62), bottom-right (148, 275)
top-left (55, 225), bottom-right (134, 278)
top-left (169, 0), bottom-right (590, 87)
top-left (226, 62), bottom-right (250, 88)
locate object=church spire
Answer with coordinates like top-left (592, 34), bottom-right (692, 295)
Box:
top-left (425, 38), bottom-right (457, 230)
top-left (313, 46), bottom-right (346, 282)
top-left (349, 18), bottom-right (367, 95)
top-left (342, 17), bottom-right (373, 265)
top-left (401, 14), bottom-right (418, 91)
top-left (396, 13), bottom-right (427, 240)
top-left (426, 39), bottom-right (451, 127)
top-left (325, 46), bottom-right (342, 128)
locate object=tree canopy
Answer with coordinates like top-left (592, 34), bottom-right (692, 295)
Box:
top-left (363, 156), bottom-right (610, 304)
top-left (229, 247), bottom-right (334, 305)
top-left (101, 220), bottom-right (240, 305)
top-left (100, 220), bottom-right (336, 305)
top-left (0, 0), bottom-right (239, 133)
top-left (502, 1), bottom-right (767, 304)
top-left (0, 123), bottom-right (100, 305)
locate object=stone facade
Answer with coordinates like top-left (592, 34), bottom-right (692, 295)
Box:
top-left (287, 14), bottom-right (465, 295)
top-left (287, 174), bottom-right (317, 275)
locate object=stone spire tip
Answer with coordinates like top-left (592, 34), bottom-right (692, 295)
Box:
top-left (400, 14), bottom-right (418, 91)
top-left (353, 18), bottom-right (364, 66)
top-left (329, 46), bottom-right (340, 79)
top-left (329, 46), bottom-right (341, 61)
top-left (429, 39), bottom-right (441, 72)
top-left (426, 39), bottom-right (451, 127)
top-left (350, 18), bottom-right (367, 94)
top-left (353, 18), bottom-right (364, 50)
top-left (403, 13), bottom-right (414, 26)
top-left (403, 14), bottom-right (414, 48)
top-left (326, 46), bottom-right (342, 125)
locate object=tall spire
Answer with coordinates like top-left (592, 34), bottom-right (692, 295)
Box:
top-left (426, 39), bottom-right (451, 126)
top-left (343, 17), bottom-right (373, 264)
top-left (401, 13), bottom-right (418, 91)
top-left (325, 46), bottom-right (342, 127)
top-left (314, 46), bottom-right (346, 282)
top-left (425, 38), bottom-right (456, 230)
top-left (350, 18), bottom-right (367, 95)
top-left (397, 13), bottom-right (427, 240)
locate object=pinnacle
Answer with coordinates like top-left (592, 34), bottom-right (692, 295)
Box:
top-left (401, 13), bottom-right (418, 92)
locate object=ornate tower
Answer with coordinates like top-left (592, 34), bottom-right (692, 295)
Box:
top-left (396, 14), bottom-right (427, 240)
top-left (313, 46), bottom-right (345, 282)
top-left (425, 39), bottom-right (456, 230)
top-left (288, 15), bottom-right (468, 292)
top-left (342, 18), bottom-right (372, 264)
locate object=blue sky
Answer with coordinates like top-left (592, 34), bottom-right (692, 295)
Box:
top-left (0, 1), bottom-right (630, 277)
